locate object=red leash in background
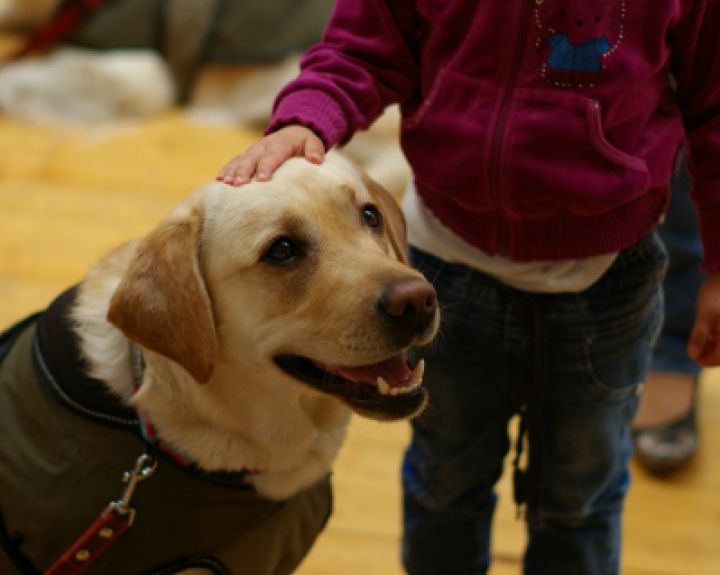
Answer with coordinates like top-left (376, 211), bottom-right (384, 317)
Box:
top-left (8, 0), bottom-right (109, 61)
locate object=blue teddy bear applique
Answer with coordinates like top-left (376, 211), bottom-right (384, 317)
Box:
top-left (547, 34), bottom-right (611, 73)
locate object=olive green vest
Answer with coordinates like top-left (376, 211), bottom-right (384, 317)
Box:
top-left (0, 318), bottom-right (331, 574)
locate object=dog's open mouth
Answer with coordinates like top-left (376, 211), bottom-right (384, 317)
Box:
top-left (274, 352), bottom-right (427, 420)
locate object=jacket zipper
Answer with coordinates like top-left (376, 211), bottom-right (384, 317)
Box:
top-left (488, 0), bottom-right (536, 254)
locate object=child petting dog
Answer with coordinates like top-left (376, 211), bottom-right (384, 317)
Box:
top-left (218, 1), bottom-right (720, 573)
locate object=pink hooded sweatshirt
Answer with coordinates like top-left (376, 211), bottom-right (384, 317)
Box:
top-left (267, 0), bottom-right (720, 270)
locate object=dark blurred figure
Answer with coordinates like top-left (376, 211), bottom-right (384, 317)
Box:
top-left (634, 158), bottom-right (703, 474)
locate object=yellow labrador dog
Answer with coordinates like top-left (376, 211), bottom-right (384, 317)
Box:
top-left (0, 153), bottom-right (439, 575)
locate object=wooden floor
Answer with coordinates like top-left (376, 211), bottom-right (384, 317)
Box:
top-left (1, 113), bottom-right (719, 574)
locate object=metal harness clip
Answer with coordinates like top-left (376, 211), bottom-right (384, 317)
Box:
top-left (106, 453), bottom-right (157, 525)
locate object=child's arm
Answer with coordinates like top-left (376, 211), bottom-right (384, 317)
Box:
top-left (671, 2), bottom-right (720, 365)
top-left (218, 0), bottom-right (419, 185)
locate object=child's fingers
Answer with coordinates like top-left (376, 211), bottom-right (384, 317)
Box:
top-left (700, 342), bottom-right (720, 366)
top-left (216, 161), bottom-right (236, 182)
top-left (688, 317), bottom-right (720, 366)
top-left (692, 336), bottom-right (720, 366)
top-left (255, 145), bottom-right (294, 181)
top-left (216, 159), bottom-right (250, 185)
top-left (304, 136), bottom-right (325, 164)
top-left (217, 156), bottom-right (250, 185)
top-left (217, 126), bottom-right (324, 186)
top-left (687, 275), bottom-right (720, 366)
top-left (232, 150), bottom-right (265, 184)
top-left (687, 328), bottom-right (708, 364)
top-left (217, 144), bottom-right (266, 186)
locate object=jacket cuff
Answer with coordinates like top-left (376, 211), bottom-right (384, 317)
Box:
top-left (265, 89), bottom-right (349, 149)
top-left (698, 207), bottom-right (720, 273)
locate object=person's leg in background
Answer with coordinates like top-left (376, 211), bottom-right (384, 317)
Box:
top-left (633, 160), bottom-right (704, 473)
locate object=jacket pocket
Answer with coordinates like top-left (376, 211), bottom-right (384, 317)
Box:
top-left (502, 89), bottom-right (649, 217)
top-left (401, 69), bottom-right (496, 211)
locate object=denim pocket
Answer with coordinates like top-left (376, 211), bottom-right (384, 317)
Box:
top-left (502, 89), bottom-right (650, 218)
top-left (579, 284), bottom-right (663, 400)
top-left (567, 234), bottom-right (667, 400)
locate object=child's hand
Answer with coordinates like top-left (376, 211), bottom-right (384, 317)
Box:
top-left (217, 125), bottom-right (325, 186)
top-left (688, 272), bottom-right (720, 366)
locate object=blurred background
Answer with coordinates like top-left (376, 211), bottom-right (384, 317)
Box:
top-left (0, 1), bottom-right (718, 573)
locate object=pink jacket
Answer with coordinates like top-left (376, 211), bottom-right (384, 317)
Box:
top-left (268, 0), bottom-right (720, 269)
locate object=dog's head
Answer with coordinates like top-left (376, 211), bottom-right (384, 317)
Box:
top-left (107, 153), bottom-right (439, 421)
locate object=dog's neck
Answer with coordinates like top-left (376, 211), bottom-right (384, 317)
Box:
top-left (134, 350), bottom-right (348, 463)
top-left (126, 349), bottom-right (351, 499)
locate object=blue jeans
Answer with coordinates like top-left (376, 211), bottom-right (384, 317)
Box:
top-left (653, 165), bottom-right (704, 375)
top-left (402, 234), bottom-right (668, 575)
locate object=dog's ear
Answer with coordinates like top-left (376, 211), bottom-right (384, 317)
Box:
top-left (107, 203), bottom-right (217, 383)
top-left (364, 176), bottom-right (409, 265)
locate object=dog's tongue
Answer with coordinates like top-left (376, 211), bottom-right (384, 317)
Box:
top-left (325, 353), bottom-right (412, 388)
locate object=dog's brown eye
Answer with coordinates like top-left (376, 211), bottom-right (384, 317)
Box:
top-left (361, 204), bottom-right (383, 229)
top-left (264, 237), bottom-right (300, 264)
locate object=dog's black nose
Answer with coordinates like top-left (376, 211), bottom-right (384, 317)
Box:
top-left (379, 278), bottom-right (437, 335)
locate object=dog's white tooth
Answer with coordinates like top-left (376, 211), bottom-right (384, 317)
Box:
top-left (405, 380), bottom-right (420, 393)
top-left (377, 377), bottom-right (391, 395)
top-left (412, 359), bottom-right (425, 383)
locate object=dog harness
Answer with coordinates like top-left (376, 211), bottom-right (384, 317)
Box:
top-left (0, 288), bottom-right (332, 575)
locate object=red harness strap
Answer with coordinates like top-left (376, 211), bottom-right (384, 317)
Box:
top-left (9, 0), bottom-right (110, 61)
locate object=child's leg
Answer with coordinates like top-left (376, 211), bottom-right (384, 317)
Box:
top-left (401, 248), bottom-right (523, 575)
top-left (524, 234), bottom-right (667, 575)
